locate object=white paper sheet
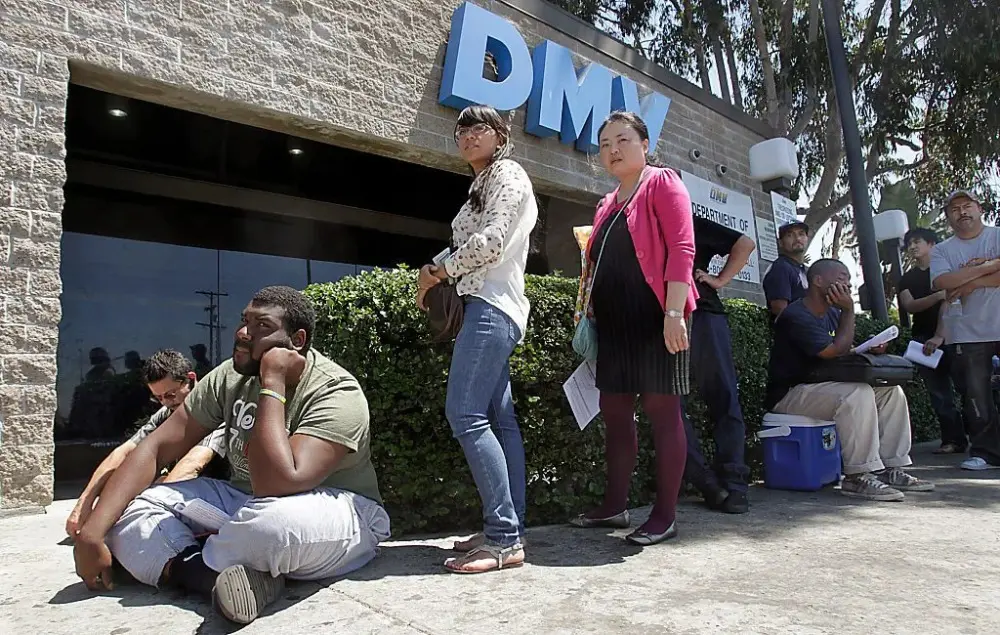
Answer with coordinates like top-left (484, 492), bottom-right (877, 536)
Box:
top-left (177, 498), bottom-right (231, 532)
top-left (854, 325), bottom-right (898, 354)
top-left (904, 340), bottom-right (944, 369)
top-left (563, 360), bottom-right (600, 430)
top-left (431, 247), bottom-right (451, 266)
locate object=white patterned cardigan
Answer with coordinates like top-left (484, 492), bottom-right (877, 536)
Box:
top-left (442, 158), bottom-right (535, 297)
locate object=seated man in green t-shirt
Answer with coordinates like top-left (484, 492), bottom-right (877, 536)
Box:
top-left (72, 286), bottom-right (389, 625)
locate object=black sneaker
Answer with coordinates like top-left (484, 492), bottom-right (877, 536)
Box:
top-left (703, 487), bottom-right (730, 511)
top-left (720, 491), bottom-right (750, 514)
top-left (212, 564), bottom-right (285, 625)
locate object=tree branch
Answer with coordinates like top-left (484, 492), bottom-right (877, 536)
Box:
top-left (849, 0), bottom-right (889, 81)
top-left (788, 86), bottom-right (820, 140)
top-left (813, 91), bottom-right (844, 209)
top-left (808, 0), bottom-right (820, 44)
top-left (888, 135), bottom-right (921, 152)
top-left (749, 0), bottom-right (778, 127)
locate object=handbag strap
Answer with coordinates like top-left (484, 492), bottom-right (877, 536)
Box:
top-left (588, 170), bottom-right (648, 296)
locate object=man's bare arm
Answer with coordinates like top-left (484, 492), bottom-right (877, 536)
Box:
top-left (932, 259), bottom-right (1000, 290)
top-left (248, 390), bottom-right (349, 497)
top-left (66, 441), bottom-right (137, 537)
top-left (77, 408), bottom-right (209, 546)
top-left (898, 288), bottom-right (946, 314)
top-left (715, 235), bottom-right (756, 286)
top-left (969, 270), bottom-right (1000, 289)
top-left (161, 446), bottom-right (217, 483)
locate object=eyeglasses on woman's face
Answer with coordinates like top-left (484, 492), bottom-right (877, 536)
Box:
top-left (454, 122), bottom-right (493, 144)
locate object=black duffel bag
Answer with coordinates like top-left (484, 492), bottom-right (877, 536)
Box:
top-left (804, 353), bottom-right (914, 387)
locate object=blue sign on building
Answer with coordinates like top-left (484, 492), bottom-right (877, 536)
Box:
top-left (439, 2), bottom-right (672, 155)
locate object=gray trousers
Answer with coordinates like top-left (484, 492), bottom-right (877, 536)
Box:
top-left (106, 478), bottom-right (390, 587)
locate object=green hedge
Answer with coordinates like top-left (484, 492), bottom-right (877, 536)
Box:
top-left (305, 269), bottom-right (938, 535)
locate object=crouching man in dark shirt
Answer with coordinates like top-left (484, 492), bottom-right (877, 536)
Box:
top-left (764, 259), bottom-right (934, 501)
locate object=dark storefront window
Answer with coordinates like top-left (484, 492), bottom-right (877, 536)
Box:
top-left (54, 232), bottom-right (369, 445)
top-left (55, 85), bottom-right (457, 479)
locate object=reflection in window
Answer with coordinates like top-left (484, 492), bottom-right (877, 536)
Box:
top-left (56, 232), bottom-right (366, 443)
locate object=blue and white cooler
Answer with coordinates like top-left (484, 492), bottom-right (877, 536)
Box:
top-left (757, 413), bottom-right (842, 491)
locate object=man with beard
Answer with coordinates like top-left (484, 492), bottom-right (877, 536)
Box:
top-left (930, 190), bottom-right (1000, 471)
top-left (72, 286), bottom-right (389, 625)
top-left (65, 349), bottom-right (227, 538)
top-left (763, 221), bottom-right (810, 320)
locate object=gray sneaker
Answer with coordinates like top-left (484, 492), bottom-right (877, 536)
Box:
top-left (840, 473), bottom-right (905, 501)
top-left (877, 467), bottom-right (935, 492)
top-left (212, 564), bottom-right (285, 625)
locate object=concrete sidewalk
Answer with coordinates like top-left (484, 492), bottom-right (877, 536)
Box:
top-left (1, 443), bottom-right (998, 634)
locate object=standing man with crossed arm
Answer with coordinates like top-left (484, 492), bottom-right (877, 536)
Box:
top-left (930, 190), bottom-right (1000, 470)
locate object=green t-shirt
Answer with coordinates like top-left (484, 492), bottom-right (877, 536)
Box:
top-left (183, 349), bottom-right (382, 504)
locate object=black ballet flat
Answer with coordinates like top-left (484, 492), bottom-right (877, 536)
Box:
top-left (625, 522), bottom-right (678, 546)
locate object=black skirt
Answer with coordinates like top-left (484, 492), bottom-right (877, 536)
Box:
top-left (590, 208), bottom-right (690, 395)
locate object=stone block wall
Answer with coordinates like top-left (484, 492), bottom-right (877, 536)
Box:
top-left (0, 11), bottom-right (68, 510)
top-left (0, 0), bottom-right (774, 511)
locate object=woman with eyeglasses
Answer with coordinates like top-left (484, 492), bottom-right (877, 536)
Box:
top-left (416, 105), bottom-right (538, 573)
top-left (569, 111), bottom-right (697, 546)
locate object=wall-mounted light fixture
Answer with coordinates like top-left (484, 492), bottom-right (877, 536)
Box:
top-left (287, 138), bottom-right (305, 156)
top-left (749, 137), bottom-right (799, 196)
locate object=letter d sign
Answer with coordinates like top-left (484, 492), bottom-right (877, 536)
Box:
top-left (438, 3), bottom-right (533, 111)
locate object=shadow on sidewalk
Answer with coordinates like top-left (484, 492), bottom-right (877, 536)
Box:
top-left (48, 575), bottom-right (325, 634)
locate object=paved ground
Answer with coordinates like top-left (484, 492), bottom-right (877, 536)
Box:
top-left (1, 442), bottom-right (998, 635)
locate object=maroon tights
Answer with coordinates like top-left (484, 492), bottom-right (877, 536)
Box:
top-left (588, 392), bottom-right (686, 534)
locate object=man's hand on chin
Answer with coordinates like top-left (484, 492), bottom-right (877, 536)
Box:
top-left (259, 347), bottom-right (306, 387)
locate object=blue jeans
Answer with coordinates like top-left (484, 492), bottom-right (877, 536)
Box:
top-left (445, 298), bottom-right (525, 547)
top-left (683, 310), bottom-right (749, 493)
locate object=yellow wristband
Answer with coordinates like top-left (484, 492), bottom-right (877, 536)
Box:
top-left (259, 388), bottom-right (286, 405)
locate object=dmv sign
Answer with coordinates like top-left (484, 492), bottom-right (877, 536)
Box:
top-left (439, 2), bottom-right (672, 155)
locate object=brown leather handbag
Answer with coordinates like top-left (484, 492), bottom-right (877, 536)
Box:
top-left (425, 281), bottom-right (465, 343)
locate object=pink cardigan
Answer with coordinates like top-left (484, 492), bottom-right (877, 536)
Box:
top-left (585, 167), bottom-right (698, 317)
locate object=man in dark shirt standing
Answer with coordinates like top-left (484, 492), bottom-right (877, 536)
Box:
top-left (897, 228), bottom-right (966, 453)
top-left (766, 259), bottom-right (933, 501)
top-left (683, 216), bottom-right (757, 513)
top-left (762, 221), bottom-right (810, 320)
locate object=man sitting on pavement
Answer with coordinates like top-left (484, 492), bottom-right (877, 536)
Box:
top-left (684, 216), bottom-right (757, 514)
top-left (930, 189), bottom-right (1000, 471)
top-left (763, 221), bottom-right (810, 320)
top-left (66, 349), bottom-right (227, 537)
top-left (898, 228), bottom-right (967, 455)
top-left (765, 258), bottom-right (934, 501)
top-left (72, 286), bottom-right (390, 625)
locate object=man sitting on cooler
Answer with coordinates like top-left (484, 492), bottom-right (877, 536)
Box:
top-left (72, 286), bottom-right (389, 625)
top-left (764, 259), bottom-right (934, 501)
